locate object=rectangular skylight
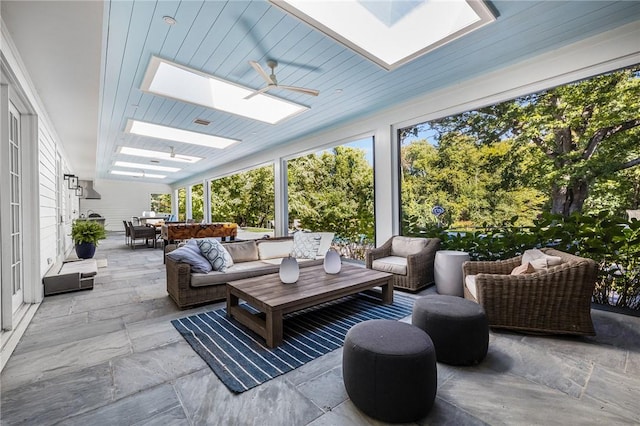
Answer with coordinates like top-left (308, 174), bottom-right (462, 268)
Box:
top-left (141, 57), bottom-right (309, 124)
top-left (114, 161), bottom-right (180, 173)
top-left (119, 147), bottom-right (203, 164)
top-left (125, 120), bottom-right (239, 149)
top-left (270, 0), bottom-right (495, 70)
top-left (110, 170), bottom-right (166, 179)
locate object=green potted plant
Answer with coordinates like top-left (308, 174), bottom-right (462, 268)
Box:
top-left (71, 220), bottom-right (106, 259)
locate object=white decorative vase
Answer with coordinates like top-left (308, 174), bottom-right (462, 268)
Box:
top-left (323, 249), bottom-right (341, 274)
top-left (279, 256), bottom-right (299, 283)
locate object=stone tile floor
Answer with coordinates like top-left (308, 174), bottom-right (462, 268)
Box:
top-left (1, 233), bottom-right (639, 425)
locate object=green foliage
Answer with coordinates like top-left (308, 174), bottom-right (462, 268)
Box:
top-left (400, 135), bottom-right (546, 231)
top-left (406, 211), bottom-right (640, 309)
top-left (210, 165), bottom-right (275, 228)
top-left (288, 146), bottom-right (374, 252)
top-left (71, 220), bottom-right (106, 246)
top-left (429, 65), bottom-right (640, 216)
top-left (150, 193), bottom-right (171, 214)
top-left (191, 184), bottom-right (204, 222)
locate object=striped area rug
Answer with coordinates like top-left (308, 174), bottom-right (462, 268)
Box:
top-left (172, 292), bottom-right (415, 393)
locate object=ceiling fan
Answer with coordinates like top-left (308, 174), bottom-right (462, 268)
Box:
top-left (245, 59), bottom-right (320, 100)
top-left (169, 146), bottom-right (194, 162)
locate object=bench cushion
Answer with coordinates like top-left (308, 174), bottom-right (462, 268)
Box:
top-left (59, 259), bottom-right (98, 277)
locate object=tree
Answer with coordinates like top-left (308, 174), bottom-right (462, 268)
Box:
top-left (431, 66), bottom-right (640, 216)
top-left (288, 146), bottom-right (374, 242)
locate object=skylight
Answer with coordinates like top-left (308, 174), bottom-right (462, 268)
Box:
top-left (125, 120), bottom-right (239, 149)
top-left (141, 57), bottom-right (309, 124)
top-left (110, 170), bottom-right (166, 179)
top-left (270, 0), bottom-right (495, 70)
top-left (114, 161), bottom-right (180, 173)
top-left (119, 147), bottom-right (203, 164)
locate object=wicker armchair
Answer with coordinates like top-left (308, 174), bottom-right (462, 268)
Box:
top-left (462, 248), bottom-right (597, 336)
top-left (365, 236), bottom-right (440, 292)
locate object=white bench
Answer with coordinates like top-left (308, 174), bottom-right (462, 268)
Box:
top-left (43, 259), bottom-right (98, 296)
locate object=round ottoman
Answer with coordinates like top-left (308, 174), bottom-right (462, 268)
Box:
top-left (342, 319), bottom-right (437, 423)
top-left (412, 295), bottom-right (489, 366)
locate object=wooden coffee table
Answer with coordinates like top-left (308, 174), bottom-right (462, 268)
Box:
top-left (226, 263), bottom-right (393, 348)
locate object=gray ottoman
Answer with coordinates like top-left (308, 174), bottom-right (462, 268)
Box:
top-left (412, 295), bottom-right (489, 366)
top-left (342, 319), bottom-right (437, 423)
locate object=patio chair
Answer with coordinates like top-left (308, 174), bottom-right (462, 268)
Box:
top-left (462, 248), bottom-right (598, 336)
top-left (365, 236), bottom-right (440, 291)
top-left (122, 220), bottom-right (131, 246)
top-left (127, 221), bottom-right (156, 249)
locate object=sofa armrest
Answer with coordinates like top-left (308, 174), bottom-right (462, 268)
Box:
top-left (165, 256), bottom-right (192, 294)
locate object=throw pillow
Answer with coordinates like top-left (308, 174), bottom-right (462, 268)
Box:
top-left (510, 262), bottom-right (535, 275)
top-left (522, 248), bottom-right (563, 271)
top-left (197, 238), bottom-right (234, 272)
top-left (166, 239), bottom-right (212, 273)
top-left (291, 232), bottom-right (322, 259)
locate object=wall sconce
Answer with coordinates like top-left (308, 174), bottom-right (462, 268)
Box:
top-left (64, 173), bottom-right (78, 190)
top-left (75, 186), bottom-right (83, 197)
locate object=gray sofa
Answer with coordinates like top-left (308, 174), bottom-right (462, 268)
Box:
top-left (165, 233), bottom-right (334, 308)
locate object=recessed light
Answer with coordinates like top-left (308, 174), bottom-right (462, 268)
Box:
top-left (194, 118), bottom-right (211, 126)
top-left (114, 161), bottom-right (180, 173)
top-left (110, 170), bottom-right (166, 179)
top-left (163, 16), bottom-right (176, 25)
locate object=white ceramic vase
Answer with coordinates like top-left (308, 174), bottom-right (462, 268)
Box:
top-left (323, 249), bottom-right (341, 274)
top-left (279, 256), bottom-right (299, 283)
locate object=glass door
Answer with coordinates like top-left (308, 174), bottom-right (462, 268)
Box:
top-left (9, 102), bottom-right (23, 313)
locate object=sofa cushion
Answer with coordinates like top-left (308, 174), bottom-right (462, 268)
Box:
top-left (372, 256), bottom-right (407, 275)
top-left (257, 240), bottom-right (294, 260)
top-left (315, 232), bottom-right (335, 257)
top-left (166, 240), bottom-right (212, 273)
top-left (260, 257), bottom-right (317, 266)
top-left (465, 275), bottom-right (477, 299)
top-left (197, 238), bottom-right (233, 272)
top-left (190, 262), bottom-right (281, 287)
top-left (224, 240), bottom-right (259, 263)
top-left (291, 232), bottom-right (322, 259)
top-left (390, 236), bottom-right (428, 257)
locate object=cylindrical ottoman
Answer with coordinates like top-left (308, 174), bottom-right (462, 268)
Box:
top-left (412, 295), bottom-right (489, 366)
top-left (434, 250), bottom-right (470, 296)
top-left (342, 319), bottom-right (437, 423)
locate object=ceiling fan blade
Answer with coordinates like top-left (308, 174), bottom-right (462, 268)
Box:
top-left (278, 85), bottom-right (320, 96)
top-left (244, 85), bottom-right (271, 100)
top-left (249, 60), bottom-right (274, 85)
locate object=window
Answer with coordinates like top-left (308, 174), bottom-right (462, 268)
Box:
top-left (287, 137), bottom-right (374, 259)
top-left (191, 183), bottom-right (204, 223)
top-left (150, 193), bottom-right (171, 215)
top-left (209, 165), bottom-right (275, 231)
top-left (177, 188), bottom-right (186, 222)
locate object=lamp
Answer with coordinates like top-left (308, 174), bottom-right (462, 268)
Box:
top-left (279, 256), bottom-right (299, 284)
top-left (323, 249), bottom-right (342, 274)
top-left (64, 174), bottom-right (78, 190)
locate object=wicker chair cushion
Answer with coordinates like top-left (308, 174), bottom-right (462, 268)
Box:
top-left (465, 275), bottom-right (477, 299)
top-left (372, 256), bottom-right (407, 275)
top-left (390, 236), bottom-right (428, 257)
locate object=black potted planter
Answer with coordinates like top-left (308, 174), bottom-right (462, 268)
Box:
top-left (75, 242), bottom-right (96, 259)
